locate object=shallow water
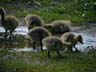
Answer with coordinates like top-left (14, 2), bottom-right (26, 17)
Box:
top-left (14, 26), bottom-right (28, 35)
top-left (0, 26), bottom-right (96, 53)
top-left (73, 32), bottom-right (96, 52)
top-left (0, 26), bottom-right (28, 35)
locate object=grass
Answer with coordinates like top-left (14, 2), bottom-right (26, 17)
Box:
top-left (0, 49), bottom-right (96, 72)
top-left (0, 0), bottom-right (96, 24)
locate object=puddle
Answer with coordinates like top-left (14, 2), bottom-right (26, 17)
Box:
top-left (0, 26), bottom-right (28, 36)
top-left (14, 26), bottom-right (28, 36)
top-left (0, 26), bottom-right (96, 53)
top-left (13, 48), bottom-right (34, 52)
top-left (13, 47), bottom-right (47, 52)
top-left (72, 32), bottom-right (96, 52)
top-left (0, 27), bottom-right (5, 32)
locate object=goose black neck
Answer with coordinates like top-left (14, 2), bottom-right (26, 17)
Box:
top-left (0, 10), bottom-right (6, 24)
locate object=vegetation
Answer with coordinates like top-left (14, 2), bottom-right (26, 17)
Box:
top-left (0, 49), bottom-right (96, 72)
top-left (0, 0), bottom-right (96, 24)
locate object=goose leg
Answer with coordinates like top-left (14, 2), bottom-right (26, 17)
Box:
top-left (4, 29), bottom-right (7, 39)
top-left (9, 30), bottom-right (13, 40)
top-left (56, 50), bottom-right (62, 57)
top-left (48, 50), bottom-right (51, 58)
top-left (33, 41), bottom-right (36, 50)
top-left (74, 46), bottom-right (78, 52)
top-left (40, 40), bottom-right (43, 51)
top-left (40, 32), bottom-right (43, 51)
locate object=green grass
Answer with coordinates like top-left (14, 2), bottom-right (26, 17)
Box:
top-left (0, 0), bottom-right (96, 24)
top-left (0, 49), bottom-right (96, 72)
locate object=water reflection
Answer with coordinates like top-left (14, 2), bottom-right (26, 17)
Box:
top-left (0, 35), bottom-right (28, 49)
top-left (0, 26), bottom-right (28, 48)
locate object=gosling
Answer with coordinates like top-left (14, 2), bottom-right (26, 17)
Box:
top-left (42, 36), bottom-right (72, 57)
top-left (61, 32), bottom-right (83, 52)
top-left (28, 26), bottom-right (51, 51)
top-left (0, 8), bottom-right (19, 40)
top-left (25, 14), bottom-right (44, 30)
top-left (44, 20), bottom-right (71, 36)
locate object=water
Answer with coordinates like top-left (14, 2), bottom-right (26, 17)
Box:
top-left (13, 47), bottom-right (47, 52)
top-left (0, 27), bottom-right (5, 32)
top-left (14, 26), bottom-right (28, 36)
top-left (73, 32), bottom-right (96, 53)
top-left (0, 26), bottom-right (96, 53)
top-left (0, 26), bottom-right (28, 35)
